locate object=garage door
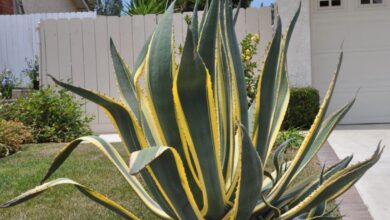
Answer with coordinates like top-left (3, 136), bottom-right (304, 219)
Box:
top-left (310, 1), bottom-right (390, 124)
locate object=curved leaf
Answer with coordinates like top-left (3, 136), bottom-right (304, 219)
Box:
top-left (174, 26), bottom-right (226, 218)
top-left (39, 136), bottom-right (171, 219)
top-left (0, 178), bottom-right (139, 220)
top-left (49, 76), bottom-right (145, 154)
top-left (234, 125), bottom-right (263, 220)
top-left (129, 146), bottom-right (203, 220)
top-left (281, 145), bottom-right (384, 219)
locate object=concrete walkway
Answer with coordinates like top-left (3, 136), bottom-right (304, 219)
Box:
top-left (328, 124), bottom-right (390, 220)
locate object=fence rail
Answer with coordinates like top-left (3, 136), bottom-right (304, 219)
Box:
top-left (39, 8), bottom-right (273, 133)
top-left (0, 12), bottom-right (96, 84)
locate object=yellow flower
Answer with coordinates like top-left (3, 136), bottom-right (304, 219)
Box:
top-left (245, 49), bottom-right (251, 56)
top-left (251, 34), bottom-right (260, 42)
top-left (245, 56), bottom-right (251, 61)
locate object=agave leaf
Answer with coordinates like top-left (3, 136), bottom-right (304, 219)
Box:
top-left (254, 2), bottom-right (301, 164)
top-left (309, 216), bottom-right (343, 220)
top-left (221, 0), bottom-right (248, 127)
top-left (217, 23), bottom-right (233, 184)
top-left (289, 155), bottom-right (353, 207)
top-left (272, 139), bottom-right (290, 182)
top-left (129, 146), bottom-right (203, 220)
top-left (198, 0), bottom-right (219, 77)
top-left (312, 201), bottom-right (343, 219)
top-left (133, 36), bottom-right (152, 79)
top-left (0, 178), bottom-right (139, 220)
top-left (110, 39), bottom-right (155, 146)
top-left (141, 1), bottom-right (194, 181)
top-left (234, 125), bottom-right (263, 220)
top-left (191, 0), bottom-right (200, 43)
top-left (39, 136), bottom-right (171, 219)
top-left (233, 0), bottom-right (242, 25)
top-left (143, 2), bottom-right (180, 148)
top-left (281, 145), bottom-right (384, 219)
top-left (265, 51), bottom-right (348, 203)
top-left (110, 39), bottom-right (140, 120)
top-left (216, 38), bottom-right (232, 168)
top-left (134, 4), bottom-right (203, 214)
top-left (307, 166), bottom-right (327, 218)
top-left (173, 25), bottom-right (226, 218)
top-left (253, 3), bottom-right (301, 166)
top-left (199, 0), bottom-right (209, 34)
top-left (49, 76), bottom-right (146, 154)
top-left (252, 16), bottom-right (282, 161)
top-left (254, 155), bottom-right (353, 216)
top-left (294, 99), bottom-right (355, 178)
top-left (218, 1), bottom-right (250, 185)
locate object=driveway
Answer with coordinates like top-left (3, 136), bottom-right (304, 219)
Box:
top-left (328, 124), bottom-right (390, 220)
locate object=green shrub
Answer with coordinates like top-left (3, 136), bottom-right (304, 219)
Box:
top-left (282, 87), bottom-right (320, 130)
top-left (276, 128), bottom-right (305, 150)
top-left (0, 87), bottom-right (94, 143)
top-left (0, 120), bottom-right (32, 157)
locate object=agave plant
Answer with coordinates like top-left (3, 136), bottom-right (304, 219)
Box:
top-left (0, 0), bottom-right (383, 219)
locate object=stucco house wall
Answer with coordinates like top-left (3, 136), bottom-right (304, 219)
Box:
top-left (277, 0), bottom-right (312, 87)
top-left (21, 0), bottom-right (87, 14)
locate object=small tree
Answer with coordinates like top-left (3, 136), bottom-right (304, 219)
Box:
top-left (125, 0), bottom-right (254, 15)
top-left (96, 0), bottom-right (123, 16)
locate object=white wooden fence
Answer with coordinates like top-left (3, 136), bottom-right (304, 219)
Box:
top-left (0, 12), bottom-right (96, 84)
top-left (39, 8), bottom-right (273, 133)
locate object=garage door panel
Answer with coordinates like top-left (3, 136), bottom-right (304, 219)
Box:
top-left (310, 0), bottom-right (390, 124)
top-left (338, 90), bottom-right (390, 124)
top-left (312, 19), bottom-right (390, 52)
top-left (313, 50), bottom-right (390, 124)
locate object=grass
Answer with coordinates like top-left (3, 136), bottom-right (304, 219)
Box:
top-left (0, 142), bottom-right (339, 219)
top-left (0, 143), bottom-right (157, 220)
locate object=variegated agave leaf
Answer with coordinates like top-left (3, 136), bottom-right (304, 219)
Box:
top-left (1, 0), bottom-right (382, 219)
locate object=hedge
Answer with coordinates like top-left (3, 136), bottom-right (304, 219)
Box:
top-left (282, 87), bottom-right (320, 130)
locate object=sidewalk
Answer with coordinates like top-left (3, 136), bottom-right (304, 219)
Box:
top-left (327, 124), bottom-right (390, 220)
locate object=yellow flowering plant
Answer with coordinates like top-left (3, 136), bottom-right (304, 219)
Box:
top-left (240, 33), bottom-right (260, 105)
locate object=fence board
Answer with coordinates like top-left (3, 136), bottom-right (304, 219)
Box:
top-left (82, 18), bottom-right (99, 124)
top-left (57, 19), bottom-right (72, 81)
top-left (39, 8), bottom-right (273, 133)
top-left (0, 17), bottom-right (8, 70)
top-left (107, 16), bottom-right (120, 99)
top-left (40, 21), bottom-right (48, 86)
top-left (69, 19), bottom-right (84, 88)
top-left (131, 15), bottom-right (145, 70)
top-left (144, 14), bottom-right (157, 41)
top-left (45, 20), bottom-right (60, 83)
top-left (119, 16), bottom-right (134, 70)
top-left (95, 17), bottom-right (111, 125)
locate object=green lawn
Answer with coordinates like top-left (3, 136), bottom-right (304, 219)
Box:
top-left (0, 143), bottom-right (157, 220)
top-left (0, 143), bottom-right (338, 219)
